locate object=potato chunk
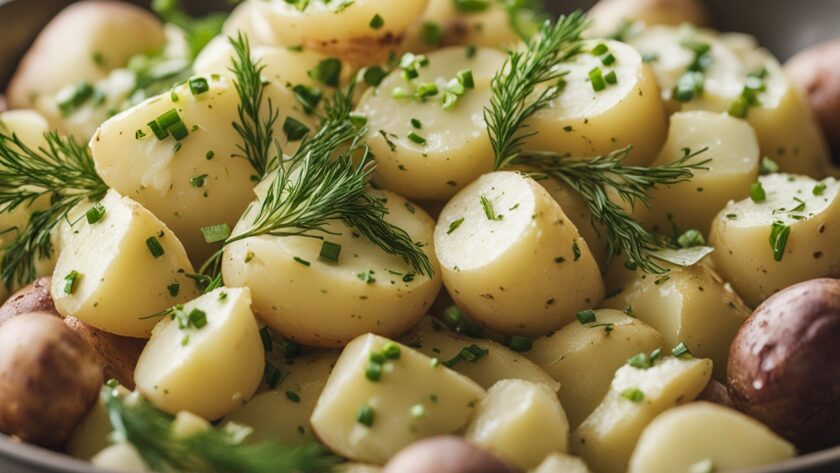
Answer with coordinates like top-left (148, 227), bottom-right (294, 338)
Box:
top-left (527, 309), bottom-right (665, 428)
top-left (628, 402), bottom-right (795, 473)
top-left (134, 287), bottom-right (264, 420)
top-left (310, 334), bottom-right (484, 464)
top-left (51, 190), bottom-right (198, 338)
top-left (709, 173), bottom-right (840, 307)
top-left (466, 380), bottom-right (570, 470)
top-left (435, 171), bottom-right (604, 336)
top-left (531, 453), bottom-right (591, 473)
top-left (572, 356), bottom-right (712, 473)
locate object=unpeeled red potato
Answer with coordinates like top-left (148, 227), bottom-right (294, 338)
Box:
top-left (383, 437), bottom-right (514, 473)
top-left (587, 0), bottom-right (710, 36)
top-left (728, 278), bottom-right (840, 450)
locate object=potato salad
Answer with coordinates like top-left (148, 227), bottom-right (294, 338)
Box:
top-left (1, 0), bottom-right (839, 472)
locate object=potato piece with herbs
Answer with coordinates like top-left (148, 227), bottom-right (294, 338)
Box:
top-left (466, 380), bottom-right (570, 470)
top-left (645, 111), bottom-right (760, 235)
top-left (525, 39), bottom-right (667, 166)
top-left (222, 188), bottom-right (441, 348)
top-left (601, 263), bottom-right (750, 381)
top-left (572, 356), bottom-right (713, 473)
top-left (709, 174), bottom-right (840, 307)
top-left (399, 316), bottom-right (559, 391)
top-left (51, 190), bottom-right (198, 338)
top-left (627, 402), bottom-right (795, 473)
top-left (254, 0), bottom-right (429, 66)
top-left (435, 171), bottom-right (604, 337)
top-left (310, 334), bottom-right (485, 464)
top-left (357, 47), bottom-right (506, 201)
top-left (526, 309), bottom-right (665, 428)
top-left (134, 287), bottom-right (264, 420)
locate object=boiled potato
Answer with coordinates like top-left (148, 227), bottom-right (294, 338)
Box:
top-left (91, 443), bottom-right (150, 472)
top-left (525, 39), bottom-right (667, 166)
top-left (0, 277), bottom-right (56, 327)
top-left (466, 379), bottom-right (570, 470)
top-left (67, 386), bottom-right (134, 461)
top-left (628, 402), bottom-right (795, 473)
top-left (601, 263), bottom-right (750, 380)
top-left (51, 190), bottom-right (198, 338)
top-left (728, 278), bottom-right (840, 450)
top-left (357, 46), bottom-right (506, 200)
top-left (223, 188), bottom-right (441, 348)
top-left (786, 38), bottom-right (840, 157)
top-left (401, 0), bottom-right (521, 54)
top-left (253, 0), bottom-right (429, 66)
top-left (91, 74), bottom-right (314, 263)
top-left (383, 436), bottom-right (514, 473)
top-left (339, 464), bottom-right (384, 473)
top-left (696, 378), bottom-right (735, 409)
top-left (134, 287), bottom-right (264, 420)
top-left (709, 173), bottom-right (840, 307)
top-left (5, 1), bottom-right (165, 108)
top-left (223, 350), bottom-right (339, 444)
top-left (587, 0), bottom-right (710, 37)
top-left (0, 312), bottom-right (102, 450)
top-left (645, 111), bottom-right (760, 235)
top-left (399, 316), bottom-right (559, 391)
top-left (435, 171), bottom-right (604, 336)
top-left (572, 356), bottom-right (713, 473)
top-left (310, 334), bottom-right (485, 464)
top-left (527, 309), bottom-right (665, 428)
top-left (531, 453), bottom-right (591, 473)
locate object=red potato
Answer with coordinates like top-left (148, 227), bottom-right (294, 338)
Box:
top-left (697, 379), bottom-right (736, 410)
top-left (383, 437), bottom-right (515, 473)
top-left (0, 312), bottom-right (103, 449)
top-left (728, 278), bottom-right (840, 451)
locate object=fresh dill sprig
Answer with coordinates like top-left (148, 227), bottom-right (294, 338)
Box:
top-left (230, 32), bottom-right (281, 178)
top-left (521, 146), bottom-right (711, 274)
top-left (0, 132), bottom-right (108, 289)
top-left (485, 13), bottom-right (588, 170)
top-left (101, 383), bottom-right (338, 473)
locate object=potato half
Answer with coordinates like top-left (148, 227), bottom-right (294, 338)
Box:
top-left (587, 0), bottom-right (710, 37)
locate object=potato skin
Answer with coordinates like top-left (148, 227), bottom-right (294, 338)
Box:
top-left (728, 278), bottom-right (840, 450)
top-left (786, 39), bottom-right (840, 161)
top-left (0, 312), bottom-right (103, 449)
top-left (383, 437), bottom-right (515, 473)
top-left (0, 277), bottom-right (57, 326)
top-left (697, 379), bottom-right (736, 410)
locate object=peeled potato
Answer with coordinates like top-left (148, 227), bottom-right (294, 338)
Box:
top-left (6, 1), bottom-right (165, 108)
top-left (435, 171), bottom-right (604, 336)
top-left (709, 173), bottom-right (840, 307)
top-left (357, 46), bottom-right (506, 201)
top-left (587, 0), bottom-right (710, 37)
top-left (525, 39), bottom-right (667, 166)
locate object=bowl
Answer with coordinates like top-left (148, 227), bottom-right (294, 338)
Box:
top-left (1, 0), bottom-right (838, 471)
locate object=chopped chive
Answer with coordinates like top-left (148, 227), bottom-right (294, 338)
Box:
top-left (201, 224), bottom-right (231, 244)
top-left (167, 283), bottom-right (180, 297)
top-left (408, 131), bottom-right (427, 145)
top-left (769, 221), bottom-right (790, 262)
top-left (357, 270), bottom-right (376, 284)
top-left (57, 82), bottom-right (95, 116)
top-left (190, 174), bottom-right (208, 188)
top-left (349, 113), bottom-right (368, 127)
top-left (443, 344), bottom-right (489, 367)
top-left (308, 58), bottom-right (342, 87)
top-left (628, 352), bottom-right (652, 369)
top-left (382, 342), bottom-right (401, 359)
top-left (264, 363), bottom-right (282, 389)
top-left (188, 77), bottom-right (209, 96)
top-left (146, 236), bottom-right (165, 258)
top-left (363, 66), bottom-right (387, 87)
top-left (465, 44), bottom-right (477, 58)
top-left (188, 308), bottom-right (207, 329)
top-left (506, 336), bottom-right (532, 353)
top-left (813, 182), bottom-right (827, 196)
top-left (420, 21), bottom-right (443, 45)
top-left (604, 70), bottom-right (618, 85)
top-left (369, 13), bottom-right (384, 29)
top-left (577, 309), bottom-right (597, 324)
top-left (291, 84), bottom-right (323, 114)
top-left (415, 82), bottom-right (439, 99)
top-left (447, 217), bottom-right (464, 234)
top-left (147, 120), bottom-right (168, 140)
top-left (63, 271), bottom-right (81, 294)
top-left (357, 405), bottom-right (375, 426)
top-left (260, 327), bottom-right (273, 351)
top-left (293, 256), bottom-right (311, 267)
top-left (671, 341), bottom-right (692, 358)
top-left (621, 388), bottom-right (645, 403)
top-left (591, 43), bottom-right (608, 55)
top-left (480, 195), bottom-right (501, 221)
top-left (135, 129), bottom-right (146, 140)
top-left (759, 157), bottom-right (779, 175)
top-left (572, 241), bottom-right (581, 261)
top-left (410, 118), bottom-right (423, 129)
top-left (205, 150), bottom-right (215, 160)
top-left (283, 116), bottom-right (310, 142)
top-left (392, 87), bottom-right (410, 99)
top-left (85, 203), bottom-right (106, 224)
top-left (589, 67), bottom-right (606, 92)
top-left (601, 53), bottom-right (616, 66)
top-left (365, 361), bottom-right (382, 381)
top-left (442, 305), bottom-right (484, 337)
top-left (750, 182), bottom-right (766, 202)
top-left (457, 70), bottom-right (475, 89)
top-left (319, 241), bottom-right (342, 263)
top-left (245, 251), bottom-right (255, 263)
top-left (677, 229), bottom-right (705, 248)
top-left (285, 390), bottom-right (301, 403)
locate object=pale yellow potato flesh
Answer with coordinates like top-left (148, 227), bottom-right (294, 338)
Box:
top-left (587, 0), bottom-right (709, 36)
top-left (628, 402), bottom-right (795, 473)
top-left (526, 309), bottom-right (665, 428)
top-left (222, 188), bottom-right (441, 347)
top-left (357, 47), bottom-right (506, 201)
top-left (401, 0), bottom-right (521, 54)
top-left (336, 464), bottom-right (383, 473)
top-left (134, 287), bottom-right (265, 420)
top-left (466, 379), bottom-right (570, 471)
top-left (531, 453), bottom-right (591, 473)
top-left (91, 443), bottom-right (149, 472)
top-left (51, 190), bottom-right (198, 338)
top-left (310, 334), bottom-right (485, 464)
top-left (67, 387), bottom-right (134, 461)
top-left (645, 111), bottom-right (760, 236)
top-left (435, 171), bottom-right (604, 336)
top-left (709, 173), bottom-right (840, 307)
top-left (601, 263), bottom-right (749, 381)
top-left (399, 316), bottom-right (559, 391)
top-left (525, 39), bottom-right (667, 166)
top-left (572, 356), bottom-right (713, 473)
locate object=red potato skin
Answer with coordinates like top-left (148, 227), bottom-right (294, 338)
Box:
top-left (697, 379), bottom-right (736, 410)
top-left (383, 437), bottom-right (516, 473)
top-left (727, 278), bottom-right (840, 451)
top-left (0, 277), bottom-right (56, 326)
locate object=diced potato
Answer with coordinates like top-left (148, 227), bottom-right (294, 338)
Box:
top-left (356, 47), bottom-right (506, 201)
top-left (601, 264), bottom-right (750, 380)
top-left (531, 453), bottom-right (591, 473)
top-left (310, 334), bottom-right (485, 464)
top-left (527, 309), bottom-right (665, 428)
top-left (709, 173), bottom-right (840, 307)
top-left (399, 316), bottom-right (559, 391)
top-left (90, 74), bottom-right (314, 262)
top-left (222, 188), bottom-right (441, 348)
top-left (572, 356), bottom-right (713, 473)
top-left (224, 350), bottom-right (339, 444)
top-left (466, 379), bottom-right (570, 471)
top-left (51, 190), bottom-right (198, 338)
top-left (525, 39), bottom-right (667, 166)
top-left (435, 171), bottom-right (604, 336)
top-left (134, 287), bottom-right (264, 420)
top-left (645, 111), bottom-right (760, 235)
top-left (91, 443), bottom-right (149, 472)
top-left (628, 402), bottom-right (796, 473)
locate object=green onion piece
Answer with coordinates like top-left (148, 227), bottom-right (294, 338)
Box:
top-left (769, 221), bottom-right (790, 262)
top-left (370, 352), bottom-right (386, 364)
top-left (86, 203), bottom-right (106, 224)
top-left (677, 229), bottom-right (705, 248)
top-left (441, 305), bottom-right (484, 338)
top-left (188, 77), bottom-right (209, 96)
top-left (407, 131), bottom-right (427, 145)
top-left (589, 67), bottom-right (606, 92)
top-left (319, 241), bottom-right (342, 263)
top-left (750, 182), bottom-right (766, 202)
top-left (283, 116), bottom-right (310, 142)
top-left (591, 43), bottom-right (609, 55)
top-left (621, 388), bottom-right (645, 403)
top-left (506, 336), bottom-right (532, 353)
top-left (264, 363), bottom-right (282, 388)
top-left (628, 352), bottom-right (652, 369)
top-left (291, 84), bottom-right (323, 114)
top-left (443, 344), bottom-right (489, 367)
top-left (577, 309), bottom-right (597, 324)
top-left (357, 405), bottom-right (375, 426)
top-left (57, 82), bottom-right (95, 116)
top-left (671, 341), bottom-right (692, 358)
top-left (190, 174), bottom-right (208, 188)
top-left (357, 270), bottom-right (376, 284)
top-left (285, 391), bottom-right (301, 403)
top-left (363, 66), bottom-right (387, 87)
top-left (604, 70), bottom-right (618, 85)
top-left (369, 13), bottom-right (384, 29)
top-left (410, 118), bottom-right (423, 129)
top-left (382, 342), bottom-right (401, 359)
top-left (147, 120), bottom-right (168, 140)
top-left (457, 69), bottom-right (475, 89)
top-left (365, 362), bottom-right (382, 382)
top-left (601, 53), bottom-right (616, 66)
top-left (63, 271), bottom-right (81, 294)
top-left (135, 129), bottom-right (146, 140)
top-left (813, 182), bottom-right (827, 196)
top-left (205, 150), bottom-right (215, 160)
top-left (308, 58), bottom-right (342, 87)
top-left (415, 82), bottom-right (439, 99)
top-left (350, 113), bottom-right (368, 127)
top-left (453, 0), bottom-right (491, 12)
top-left (188, 308), bottom-right (207, 329)
top-left (146, 236), bottom-right (165, 258)
top-left (420, 21), bottom-right (443, 45)
top-left (465, 44), bottom-right (477, 58)
top-left (759, 157), bottom-right (779, 175)
top-left (446, 217), bottom-right (464, 234)
top-left (260, 327), bottom-right (273, 352)
top-left (201, 223), bottom-right (231, 244)
top-left (293, 256), bottom-right (311, 267)
top-left (167, 283), bottom-right (180, 297)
